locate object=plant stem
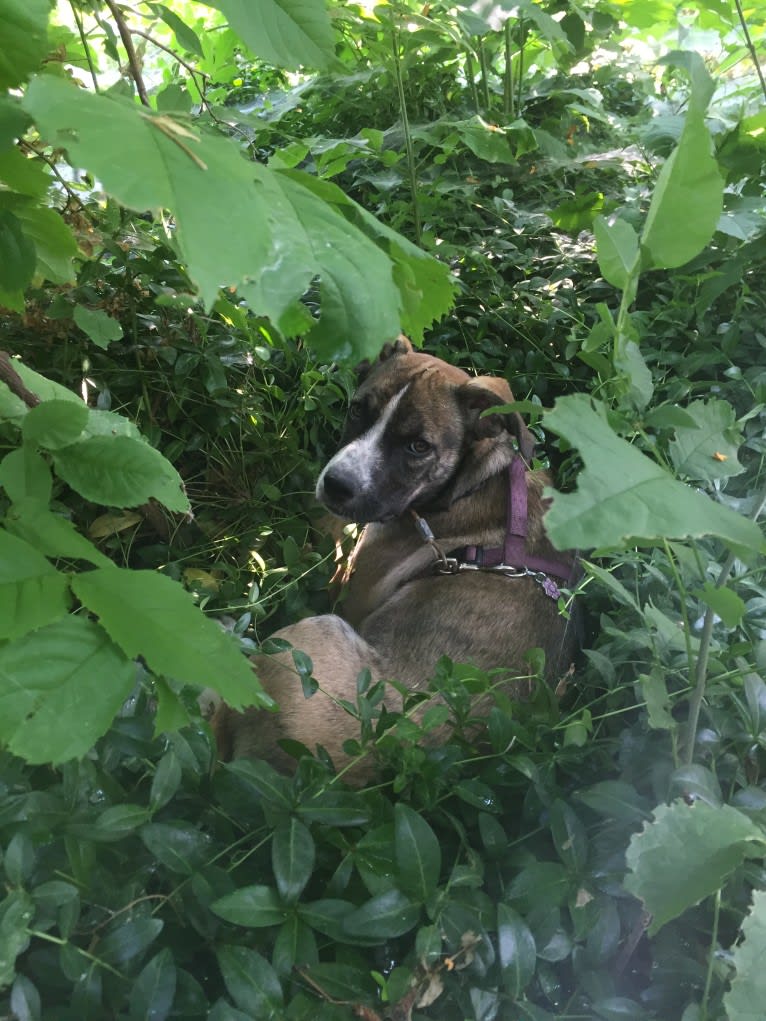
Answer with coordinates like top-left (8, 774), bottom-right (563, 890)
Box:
top-left (700, 888), bottom-right (721, 1021)
top-left (104, 0), bottom-right (150, 107)
top-left (477, 37), bottom-right (491, 111)
top-left (69, 0), bottom-right (99, 93)
top-left (465, 49), bottom-right (481, 115)
top-left (504, 20), bottom-right (515, 119)
top-left (517, 16), bottom-right (526, 113)
top-left (684, 478), bottom-right (766, 764)
top-left (733, 0), bottom-right (766, 102)
top-left (0, 351), bottom-right (40, 408)
top-left (390, 17), bottom-right (422, 244)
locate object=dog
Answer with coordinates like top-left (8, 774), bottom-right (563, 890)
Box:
top-left (210, 337), bottom-right (577, 779)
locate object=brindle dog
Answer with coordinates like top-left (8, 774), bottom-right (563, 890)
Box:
top-left (211, 338), bottom-right (576, 778)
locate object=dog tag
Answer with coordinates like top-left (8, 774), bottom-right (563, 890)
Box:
top-left (541, 576), bottom-right (561, 600)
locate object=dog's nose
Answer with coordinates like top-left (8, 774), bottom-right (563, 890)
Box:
top-left (321, 468), bottom-right (354, 507)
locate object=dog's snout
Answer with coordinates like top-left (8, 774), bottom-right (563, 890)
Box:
top-left (321, 468), bottom-right (354, 507)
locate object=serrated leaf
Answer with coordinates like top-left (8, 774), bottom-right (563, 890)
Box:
top-left (71, 567), bottom-right (272, 710)
top-left (217, 945), bottom-right (283, 1017)
top-left (497, 903), bottom-right (536, 999)
top-left (0, 527), bottom-right (70, 639)
top-left (272, 818), bottom-right (315, 903)
top-left (130, 948), bottom-right (177, 1021)
top-left (0, 616), bottom-right (136, 764)
top-left (73, 306), bottom-right (124, 349)
top-left (0, 0), bottom-right (49, 88)
top-left (543, 395), bottom-right (764, 554)
top-left (211, 885), bottom-right (288, 927)
top-left (394, 803), bottom-right (441, 902)
top-left (4, 498), bottom-right (113, 567)
top-left (724, 889), bottom-right (766, 1021)
top-left (21, 398), bottom-right (88, 449)
top-left (207, 0), bottom-right (335, 69)
top-left (624, 800), bottom-right (766, 934)
top-left (343, 888), bottom-right (420, 939)
top-left (668, 399), bottom-right (744, 482)
top-left (53, 435), bottom-right (189, 512)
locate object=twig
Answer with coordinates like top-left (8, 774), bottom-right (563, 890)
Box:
top-left (733, 0), bottom-right (766, 102)
top-left (129, 27), bottom-right (212, 104)
top-left (69, 0), bottom-right (99, 93)
top-left (389, 16), bottom-right (422, 245)
top-left (104, 0), bottom-right (150, 107)
top-left (683, 479), bottom-right (766, 764)
top-left (0, 351), bottom-right (40, 408)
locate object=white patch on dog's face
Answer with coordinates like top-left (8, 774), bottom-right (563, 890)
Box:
top-left (316, 385), bottom-right (408, 511)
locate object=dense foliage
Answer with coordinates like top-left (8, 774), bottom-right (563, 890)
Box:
top-left (1, 0), bottom-right (765, 1018)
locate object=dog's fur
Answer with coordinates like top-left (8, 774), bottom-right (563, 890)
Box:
top-left (211, 338), bottom-right (576, 779)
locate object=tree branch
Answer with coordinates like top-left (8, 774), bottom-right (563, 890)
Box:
top-left (104, 0), bottom-right (150, 107)
top-left (0, 351), bottom-right (40, 408)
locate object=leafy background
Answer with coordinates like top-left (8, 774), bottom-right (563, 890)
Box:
top-left (1, 0), bottom-right (766, 1018)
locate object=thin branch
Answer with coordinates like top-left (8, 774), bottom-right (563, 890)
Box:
top-left (69, 0), bottom-right (100, 93)
top-left (103, 0), bottom-right (150, 107)
top-left (733, 0), bottom-right (766, 102)
top-left (0, 351), bottom-right (40, 408)
top-left (128, 27), bottom-right (224, 124)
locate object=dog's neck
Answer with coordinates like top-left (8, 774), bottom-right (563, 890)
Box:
top-left (412, 432), bottom-right (519, 515)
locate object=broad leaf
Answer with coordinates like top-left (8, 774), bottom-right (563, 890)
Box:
top-left (217, 946), bottom-right (283, 1017)
top-left (0, 617), bottom-right (136, 764)
top-left (0, 528), bottom-right (70, 640)
top-left (343, 888), bottom-right (420, 939)
top-left (4, 498), bottom-right (114, 568)
top-left (140, 823), bottom-right (213, 875)
top-left (21, 398), bottom-right (88, 450)
top-left (624, 800), bottom-right (766, 934)
top-left (668, 399), bottom-right (744, 482)
top-left (543, 395), bottom-right (764, 553)
top-left (0, 194), bottom-right (77, 284)
top-left (53, 436), bottom-right (189, 512)
top-left (130, 949), bottom-right (177, 1021)
top-left (0, 0), bottom-right (49, 88)
top-left (594, 215), bottom-right (640, 294)
top-left (211, 886), bottom-right (288, 927)
top-left (207, 0), bottom-right (335, 69)
top-left (724, 889), bottom-right (766, 1021)
top-left (71, 567), bottom-right (272, 710)
top-left (0, 209), bottom-right (35, 291)
top-left (272, 818), bottom-right (315, 903)
top-left (394, 803), bottom-right (441, 902)
top-left (73, 306), bottom-right (124, 349)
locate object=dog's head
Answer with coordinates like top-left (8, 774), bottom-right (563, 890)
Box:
top-left (316, 337), bottom-right (534, 522)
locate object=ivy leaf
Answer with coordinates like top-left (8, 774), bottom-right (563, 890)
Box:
top-left (0, 0), bottom-right (50, 89)
top-left (724, 889), bottom-right (766, 1021)
top-left (71, 567), bottom-right (273, 710)
top-left (624, 800), bottom-right (766, 935)
top-left (668, 399), bottom-right (744, 482)
top-left (73, 306), bottom-right (124, 349)
top-left (0, 528), bottom-right (71, 640)
top-left (0, 617), bottom-right (137, 764)
top-left (394, 803), bottom-right (441, 903)
top-left (543, 395), bottom-right (765, 554)
top-left (207, 0), bottom-right (336, 70)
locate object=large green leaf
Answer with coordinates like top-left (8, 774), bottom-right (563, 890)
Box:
top-left (0, 194), bottom-right (77, 284)
top-left (0, 0), bottom-right (49, 88)
top-left (543, 395), bottom-right (765, 553)
top-left (71, 567), bottom-right (273, 710)
top-left (724, 889), bottom-right (766, 1021)
top-left (394, 803), bottom-right (441, 903)
top-left (624, 800), bottom-right (766, 935)
top-left (53, 435), bottom-right (189, 513)
top-left (23, 75), bottom-right (445, 357)
top-left (4, 498), bottom-right (114, 568)
top-left (0, 617), bottom-right (137, 764)
top-left (0, 209), bottom-right (35, 291)
top-left (207, 0), bottom-right (335, 69)
top-left (0, 528), bottom-right (70, 640)
top-left (668, 398), bottom-right (745, 482)
top-left (21, 398), bottom-right (88, 450)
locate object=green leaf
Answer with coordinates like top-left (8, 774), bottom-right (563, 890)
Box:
top-left (0, 617), bottom-right (136, 764)
top-left (343, 888), bottom-right (421, 940)
top-left (497, 903), bottom-right (536, 999)
top-left (5, 201), bottom-right (77, 283)
top-left (272, 818), bottom-right (315, 903)
top-left (0, 97), bottom-right (30, 149)
top-left (150, 4), bottom-right (204, 57)
top-left (140, 822), bottom-right (212, 874)
top-left (73, 306), bottom-right (124, 349)
top-left (575, 781), bottom-right (651, 822)
top-left (273, 916), bottom-right (318, 974)
top-left (211, 885), bottom-right (288, 927)
top-left (98, 917), bottom-right (163, 967)
top-left (21, 399), bottom-right (88, 450)
top-left (130, 948), bottom-right (177, 1021)
top-left (4, 498), bottom-right (113, 567)
top-left (693, 581), bottom-right (746, 628)
top-left (298, 899), bottom-right (356, 941)
top-left (0, 528), bottom-right (70, 640)
top-left (641, 110), bottom-right (723, 269)
top-left (594, 215), bottom-right (640, 294)
top-left (543, 395), bottom-right (765, 554)
top-left (0, 146), bottom-right (50, 198)
top-left (217, 945), bottom-right (283, 1017)
top-left (149, 751), bottom-right (182, 811)
top-left (293, 963), bottom-right (374, 1003)
top-left (549, 800), bottom-right (588, 872)
top-left (724, 889), bottom-right (766, 1021)
top-left (639, 668), bottom-right (676, 730)
top-left (0, 891), bottom-right (34, 988)
top-left (52, 435), bottom-right (189, 512)
top-left (624, 800), bottom-right (766, 935)
top-left (668, 399), bottom-right (744, 482)
top-left (71, 567), bottom-right (272, 710)
top-left (0, 0), bottom-right (49, 88)
top-left (394, 803), bottom-right (441, 903)
top-left (207, 0), bottom-right (335, 70)
top-left (225, 758), bottom-right (293, 811)
top-left (0, 209), bottom-right (35, 291)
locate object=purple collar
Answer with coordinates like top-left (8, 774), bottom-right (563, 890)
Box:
top-left (412, 455), bottom-right (577, 600)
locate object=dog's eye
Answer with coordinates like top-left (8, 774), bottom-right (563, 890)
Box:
top-left (406, 439), bottom-right (432, 456)
top-left (348, 403), bottom-right (363, 421)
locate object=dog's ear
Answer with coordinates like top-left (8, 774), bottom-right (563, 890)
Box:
top-left (457, 377), bottom-right (536, 459)
top-left (354, 334), bottom-right (413, 383)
